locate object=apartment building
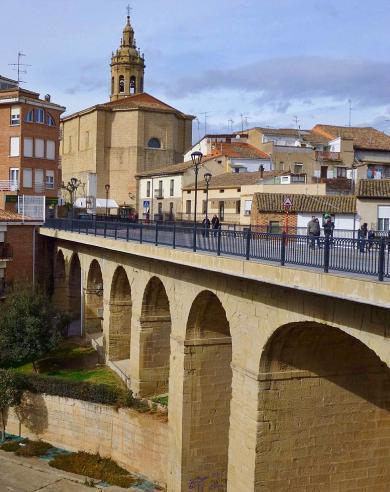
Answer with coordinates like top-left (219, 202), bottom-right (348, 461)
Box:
top-left (0, 77), bottom-right (65, 212)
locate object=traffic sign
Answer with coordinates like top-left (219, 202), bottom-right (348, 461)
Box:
top-left (283, 197), bottom-right (292, 209)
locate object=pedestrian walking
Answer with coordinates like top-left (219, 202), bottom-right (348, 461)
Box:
top-left (307, 216), bottom-right (321, 249)
top-left (323, 215), bottom-right (335, 246)
top-left (357, 223), bottom-right (368, 252)
top-left (202, 216), bottom-right (210, 237)
top-left (367, 229), bottom-right (375, 251)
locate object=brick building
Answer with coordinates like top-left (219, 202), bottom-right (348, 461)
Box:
top-left (0, 209), bottom-right (39, 298)
top-left (0, 77), bottom-right (65, 213)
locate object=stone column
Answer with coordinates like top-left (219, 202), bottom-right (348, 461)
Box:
top-left (106, 299), bottom-right (132, 361)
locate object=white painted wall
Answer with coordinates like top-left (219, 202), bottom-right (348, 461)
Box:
top-left (229, 158), bottom-right (272, 172)
top-left (297, 213), bottom-right (356, 230)
top-left (329, 137), bottom-right (341, 152)
top-left (139, 175), bottom-right (183, 200)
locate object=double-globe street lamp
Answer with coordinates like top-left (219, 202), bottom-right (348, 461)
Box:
top-left (204, 172), bottom-right (212, 232)
top-left (191, 151), bottom-right (203, 252)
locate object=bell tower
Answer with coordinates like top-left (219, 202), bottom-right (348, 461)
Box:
top-left (110, 10), bottom-right (145, 101)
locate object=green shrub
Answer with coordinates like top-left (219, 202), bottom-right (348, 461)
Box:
top-left (50, 451), bottom-right (139, 487)
top-left (0, 441), bottom-right (21, 452)
top-left (15, 440), bottom-right (53, 457)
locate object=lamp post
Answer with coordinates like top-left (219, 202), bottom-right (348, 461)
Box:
top-left (105, 184), bottom-right (110, 217)
top-left (204, 171), bottom-right (212, 222)
top-left (191, 151), bottom-right (203, 251)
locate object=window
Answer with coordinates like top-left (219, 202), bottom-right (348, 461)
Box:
top-left (158, 202), bottom-right (163, 216)
top-left (147, 137), bottom-right (161, 149)
top-left (169, 179), bottom-right (174, 196)
top-left (219, 189), bottom-right (225, 193)
top-left (35, 169), bottom-right (44, 192)
top-left (25, 110), bottom-right (33, 123)
top-left (23, 168), bottom-right (32, 188)
top-left (119, 75), bottom-right (125, 93)
top-left (186, 200), bottom-right (191, 214)
top-left (47, 140), bottom-right (55, 160)
top-left (244, 200), bottom-right (252, 215)
top-left (10, 107), bottom-right (20, 125)
top-left (111, 77), bottom-right (114, 94)
top-left (378, 206), bottom-right (390, 231)
top-left (158, 180), bottom-right (163, 197)
top-left (24, 137), bottom-right (33, 157)
top-left (9, 168), bottom-right (19, 191)
top-left (294, 162), bottom-right (303, 174)
top-left (47, 113), bottom-right (55, 126)
top-left (146, 181), bottom-right (151, 198)
top-left (10, 136), bottom-right (20, 156)
top-left (236, 200), bottom-right (241, 214)
top-left (169, 202), bottom-right (174, 218)
top-left (219, 201), bottom-right (225, 221)
top-left (130, 76), bottom-right (136, 94)
top-left (269, 221), bottom-right (281, 234)
top-left (46, 170), bottom-right (54, 189)
top-left (35, 138), bottom-right (45, 158)
top-left (336, 167), bottom-right (347, 178)
top-left (35, 108), bottom-right (45, 123)
top-left (187, 190), bottom-right (191, 194)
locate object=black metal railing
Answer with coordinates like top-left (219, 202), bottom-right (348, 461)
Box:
top-left (43, 218), bottom-right (390, 281)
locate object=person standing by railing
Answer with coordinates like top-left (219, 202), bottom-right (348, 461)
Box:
top-left (357, 223), bottom-right (368, 253)
top-left (323, 215), bottom-right (335, 246)
top-left (307, 216), bottom-right (321, 249)
top-left (211, 215), bottom-right (220, 237)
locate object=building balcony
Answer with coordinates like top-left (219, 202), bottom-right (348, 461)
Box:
top-left (315, 151), bottom-right (341, 161)
top-left (0, 243), bottom-right (13, 260)
top-left (154, 189), bottom-right (164, 199)
top-left (0, 180), bottom-right (19, 192)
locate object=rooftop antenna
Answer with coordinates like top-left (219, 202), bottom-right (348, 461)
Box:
top-left (195, 117), bottom-right (201, 145)
top-left (199, 112), bottom-right (209, 136)
top-left (293, 115), bottom-right (301, 138)
top-left (228, 119), bottom-right (234, 133)
top-left (8, 52), bottom-right (31, 86)
top-left (348, 99), bottom-right (352, 127)
top-left (240, 113), bottom-right (248, 132)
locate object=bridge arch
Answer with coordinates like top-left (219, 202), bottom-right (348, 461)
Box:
top-left (182, 290), bottom-right (232, 487)
top-left (85, 259), bottom-right (104, 334)
top-left (108, 266), bottom-right (132, 362)
top-left (52, 249), bottom-right (67, 312)
top-left (255, 321), bottom-right (390, 490)
top-left (68, 253), bottom-right (81, 334)
top-left (139, 276), bottom-right (171, 397)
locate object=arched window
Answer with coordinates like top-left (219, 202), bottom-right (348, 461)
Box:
top-left (119, 75), bottom-right (125, 93)
top-left (111, 76), bottom-right (114, 94)
top-left (47, 113), bottom-right (55, 126)
top-left (130, 76), bottom-right (136, 95)
top-left (147, 137), bottom-right (161, 149)
top-left (140, 76), bottom-right (144, 93)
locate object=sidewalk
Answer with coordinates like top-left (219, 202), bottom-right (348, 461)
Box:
top-left (0, 449), bottom-right (144, 491)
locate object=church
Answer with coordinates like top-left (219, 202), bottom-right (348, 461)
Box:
top-left (60, 14), bottom-right (194, 209)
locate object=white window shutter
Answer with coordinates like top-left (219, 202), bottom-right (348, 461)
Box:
top-left (10, 137), bottom-right (20, 156)
top-left (35, 138), bottom-right (45, 158)
top-left (47, 140), bottom-right (55, 160)
top-left (24, 137), bottom-right (33, 157)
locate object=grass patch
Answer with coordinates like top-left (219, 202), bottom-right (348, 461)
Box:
top-left (15, 440), bottom-right (53, 457)
top-left (152, 395), bottom-right (168, 407)
top-left (50, 451), bottom-right (139, 488)
top-left (13, 340), bottom-right (124, 390)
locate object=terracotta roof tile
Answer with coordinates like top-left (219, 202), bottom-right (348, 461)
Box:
top-left (312, 124), bottom-right (390, 151)
top-left (135, 155), bottom-right (218, 178)
top-left (357, 179), bottom-right (390, 198)
top-left (0, 210), bottom-right (29, 221)
top-left (210, 142), bottom-right (270, 159)
top-left (253, 193), bottom-right (356, 214)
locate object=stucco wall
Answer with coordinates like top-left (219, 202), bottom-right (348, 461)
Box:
top-left (6, 393), bottom-right (168, 486)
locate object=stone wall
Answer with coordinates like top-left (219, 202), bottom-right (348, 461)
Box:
top-left (6, 393), bottom-right (168, 486)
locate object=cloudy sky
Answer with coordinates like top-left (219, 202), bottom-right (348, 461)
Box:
top-left (1, 0), bottom-right (389, 139)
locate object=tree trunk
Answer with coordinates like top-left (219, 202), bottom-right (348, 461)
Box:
top-left (32, 360), bottom-right (38, 373)
top-left (0, 408), bottom-right (5, 442)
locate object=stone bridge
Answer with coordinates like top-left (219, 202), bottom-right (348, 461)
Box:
top-left (40, 226), bottom-right (390, 491)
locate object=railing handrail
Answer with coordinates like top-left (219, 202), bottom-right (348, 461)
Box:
top-left (43, 218), bottom-right (390, 282)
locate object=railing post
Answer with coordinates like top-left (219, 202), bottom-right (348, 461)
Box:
top-left (71, 219), bottom-right (74, 232)
top-left (126, 223), bottom-right (130, 242)
top-left (104, 220), bottom-right (107, 238)
top-left (155, 221), bottom-right (159, 246)
top-left (245, 226), bottom-right (251, 260)
top-left (324, 235), bottom-right (330, 273)
top-left (94, 219), bottom-right (97, 236)
top-left (378, 237), bottom-right (385, 281)
top-left (173, 222), bottom-right (176, 249)
top-left (217, 226), bottom-right (222, 256)
top-left (281, 232), bottom-right (286, 266)
top-left (114, 220), bottom-right (118, 240)
top-left (140, 222), bottom-right (143, 244)
top-left (193, 222), bottom-right (197, 252)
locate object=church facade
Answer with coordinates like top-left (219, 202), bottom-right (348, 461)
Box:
top-left (60, 15), bottom-right (193, 209)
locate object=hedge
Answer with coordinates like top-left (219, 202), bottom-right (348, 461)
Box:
top-left (0, 370), bottom-right (135, 408)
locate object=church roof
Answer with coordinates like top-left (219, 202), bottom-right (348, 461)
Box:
top-left (62, 92), bottom-right (194, 121)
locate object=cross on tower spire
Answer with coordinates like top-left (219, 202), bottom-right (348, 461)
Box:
top-left (127, 4), bottom-right (132, 19)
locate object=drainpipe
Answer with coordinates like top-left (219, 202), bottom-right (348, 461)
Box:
top-left (32, 226), bottom-right (36, 289)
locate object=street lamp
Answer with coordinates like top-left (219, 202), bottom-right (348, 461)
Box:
top-left (105, 184), bottom-right (110, 217)
top-left (191, 151), bottom-right (203, 251)
top-left (204, 172), bottom-right (212, 223)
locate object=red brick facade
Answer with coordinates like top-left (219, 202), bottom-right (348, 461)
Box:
top-left (251, 210), bottom-right (298, 230)
top-left (4, 224), bottom-right (35, 285)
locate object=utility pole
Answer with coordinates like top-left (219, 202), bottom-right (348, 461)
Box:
top-left (293, 115), bottom-right (301, 138)
top-left (8, 52), bottom-right (31, 86)
top-left (240, 113), bottom-right (248, 132)
top-left (228, 119), bottom-right (234, 133)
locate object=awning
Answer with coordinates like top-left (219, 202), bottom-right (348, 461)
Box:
top-left (74, 198), bottom-right (119, 209)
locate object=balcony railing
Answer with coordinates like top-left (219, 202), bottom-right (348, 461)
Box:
top-left (315, 151), bottom-right (341, 161)
top-left (0, 180), bottom-right (18, 192)
top-left (0, 243), bottom-right (13, 260)
top-left (154, 189), bottom-right (164, 199)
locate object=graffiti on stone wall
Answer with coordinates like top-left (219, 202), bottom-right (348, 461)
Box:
top-left (188, 472), bottom-right (227, 491)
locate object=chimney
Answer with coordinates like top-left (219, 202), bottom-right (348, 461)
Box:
top-left (44, 94), bottom-right (51, 102)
